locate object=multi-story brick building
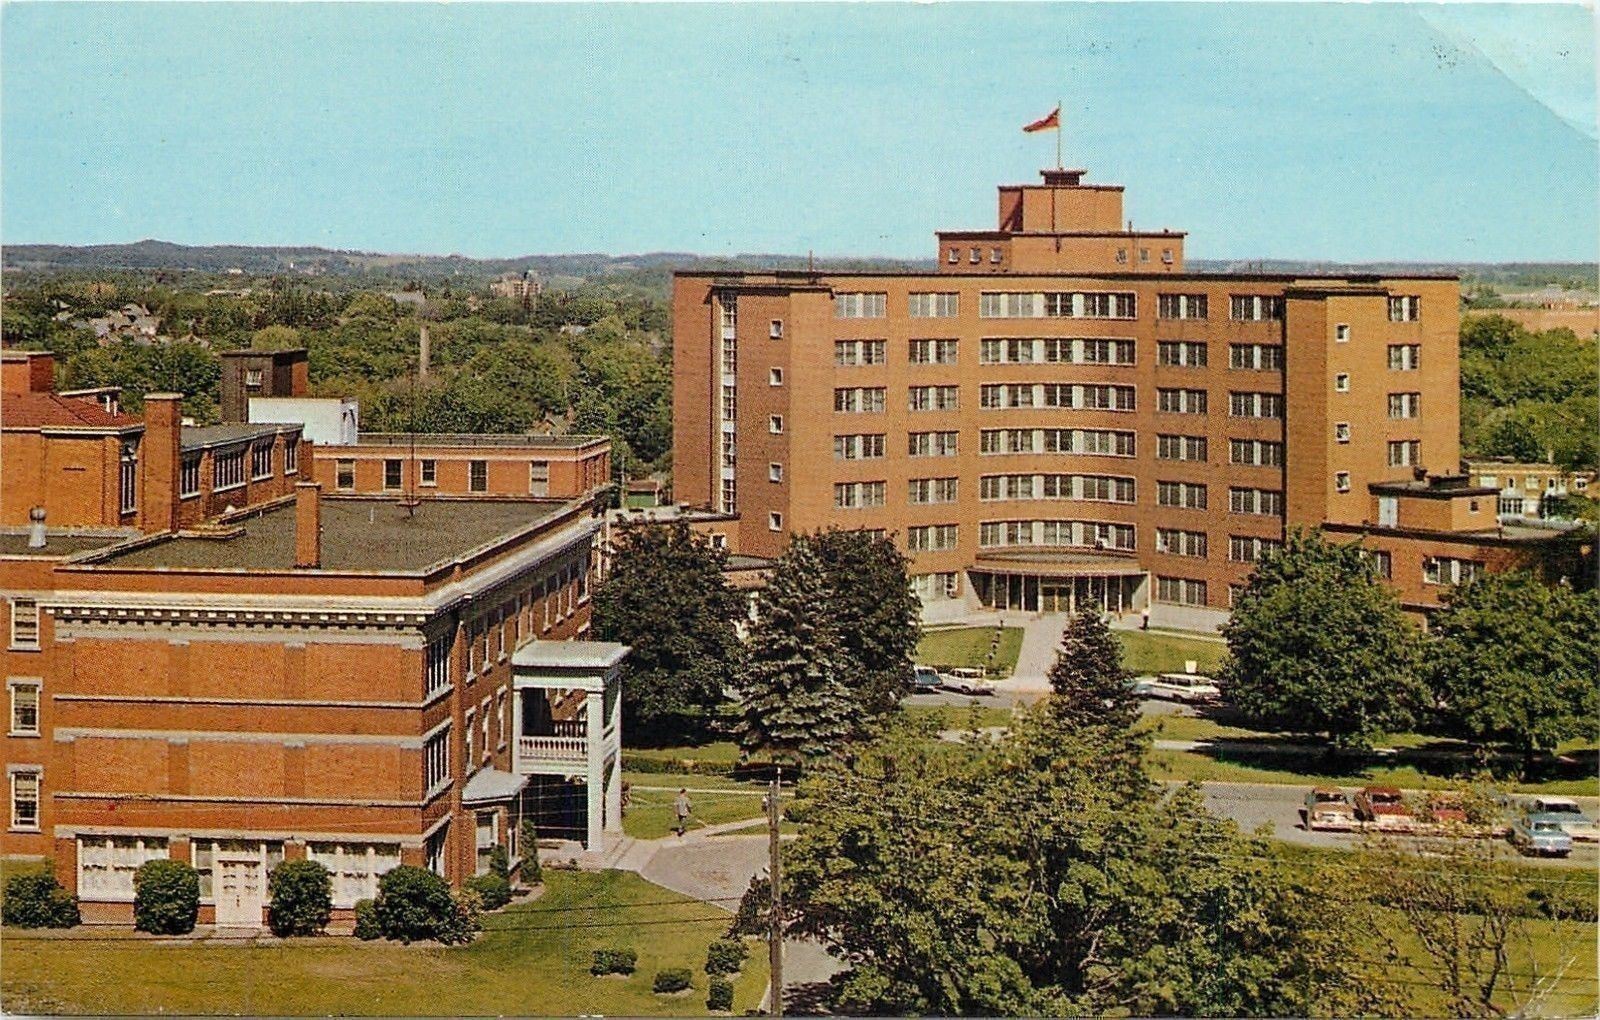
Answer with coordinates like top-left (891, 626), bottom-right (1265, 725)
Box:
top-left (314, 433), bottom-right (612, 501)
top-left (673, 167), bottom-right (1590, 625)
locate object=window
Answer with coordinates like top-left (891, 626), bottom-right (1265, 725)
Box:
top-left (469, 460), bottom-right (488, 492)
top-left (420, 459), bottom-right (437, 486)
top-left (912, 572), bottom-right (962, 600)
top-left (1116, 248), bottom-right (1128, 264)
top-left (475, 811), bottom-right (500, 875)
top-left (1388, 344), bottom-right (1421, 371)
top-left (1229, 344), bottom-right (1284, 371)
top-left (769, 319), bottom-right (784, 339)
top-left (768, 511), bottom-right (783, 532)
top-left (1335, 324), bottom-right (1351, 343)
top-left (833, 434), bottom-right (886, 460)
top-left (9, 599), bottom-right (39, 650)
top-left (979, 520), bottom-right (1135, 552)
top-left (1388, 440), bottom-right (1421, 467)
top-left (119, 440), bottom-right (138, 514)
top-left (834, 481), bottom-right (886, 509)
top-left (947, 248), bottom-right (959, 264)
top-left (1158, 341), bottom-right (1208, 367)
top-left (1366, 550), bottom-right (1393, 579)
top-left (1335, 422), bottom-right (1351, 443)
top-left (909, 339), bottom-right (959, 364)
top-left (384, 459), bottom-right (403, 490)
top-left (1335, 373), bottom-right (1350, 392)
top-left (1335, 471), bottom-right (1351, 493)
top-left (1139, 248), bottom-right (1150, 263)
top-left (1155, 577), bottom-right (1208, 606)
top-left (1229, 391), bottom-right (1284, 419)
top-left (1388, 393), bottom-right (1421, 419)
top-left (1229, 295), bottom-right (1285, 321)
top-left (908, 431), bottom-right (958, 457)
top-left (1157, 481), bottom-right (1208, 510)
top-left (213, 448), bottom-right (245, 491)
top-left (970, 247), bottom-right (981, 264)
top-left (77, 836), bottom-right (167, 898)
top-left (425, 635), bottom-right (451, 697)
top-left (906, 524), bottom-right (959, 552)
top-left (834, 339), bottom-right (887, 366)
top-left (833, 387), bottom-right (886, 413)
top-left (1229, 487), bottom-right (1284, 516)
top-left (1388, 295), bottom-right (1420, 322)
top-left (528, 460), bottom-right (550, 497)
top-left (1423, 556), bottom-right (1482, 586)
top-left (244, 368), bottom-right (264, 388)
top-left (10, 680), bottom-right (40, 736)
top-left (978, 291), bottom-right (1135, 319)
top-left (908, 385), bottom-right (959, 412)
top-left (768, 368), bottom-right (783, 387)
top-left (1155, 528), bottom-right (1208, 558)
top-left (908, 292), bottom-right (959, 318)
top-left (464, 708), bottom-right (476, 764)
top-left (721, 478), bottom-right (736, 515)
top-left (191, 839), bottom-right (285, 900)
top-left (179, 454), bottom-right (202, 498)
top-left (979, 428), bottom-right (1135, 457)
top-left (307, 842), bottom-right (401, 907)
top-left (424, 727), bottom-right (450, 794)
top-left (1158, 294), bottom-right (1209, 320)
top-left (768, 463), bottom-right (783, 483)
top-left (908, 477), bottom-right (959, 505)
top-left (1156, 435), bottom-right (1208, 462)
top-left (834, 292), bottom-right (887, 318)
top-left (721, 385), bottom-right (737, 422)
top-left (335, 459), bottom-right (356, 491)
top-left (1157, 388), bottom-right (1208, 415)
top-left (1229, 535), bottom-right (1283, 563)
top-left (1229, 439), bottom-right (1284, 466)
top-left (767, 415), bottom-right (784, 435)
top-left (251, 441), bottom-right (274, 481)
top-left (721, 338), bottom-right (737, 375)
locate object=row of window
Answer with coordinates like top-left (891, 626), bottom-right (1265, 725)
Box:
top-left (463, 557), bottom-right (590, 681)
top-left (818, 338), bottom-right (1421, 371)
top-left (824, 290), bottom-right (1423, 324)
top-left (825, 431), bottom-right (1283, 464)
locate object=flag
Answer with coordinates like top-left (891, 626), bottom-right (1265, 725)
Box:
top-left (1023, 106), bottom-right (1060, 133)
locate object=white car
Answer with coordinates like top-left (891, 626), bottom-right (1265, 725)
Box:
top-left (940, 667), bottom-right (996, 696)
top-left (1525, 797), bottom-right (1600, 843)
top-left (1134, 673), bottom-right (1221, 704)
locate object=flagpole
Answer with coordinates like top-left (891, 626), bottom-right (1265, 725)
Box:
top-left (1056, 98), bottom-right (1063, 169)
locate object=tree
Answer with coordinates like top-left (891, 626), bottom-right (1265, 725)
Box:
top-left (808, 529), bottom-right (921, 720)
top-left (591, 521), bottom-right (746, 742)
top-left (1047, 608), bottom-right (1138, 732)
top-left (1221, 529), bottom-right (1425, 750)
top-left (734, 535), bottom-right (862, 762)
top-left (1428, 572), bottom-right (1600, 760)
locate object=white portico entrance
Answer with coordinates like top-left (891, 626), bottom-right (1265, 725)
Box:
top-left (510, 641), bottom-right (627, 853)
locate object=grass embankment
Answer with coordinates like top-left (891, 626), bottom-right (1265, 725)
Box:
top-left (1116, 629), bottom-right (1226, 675)
top-left (917, 626), bottom-right (1023, 677)
top-left (1, 871), bottom-right (767, 1016)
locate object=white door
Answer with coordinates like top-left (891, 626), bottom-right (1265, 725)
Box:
top-left (215, 857), bottom-right (264, 927)
top-left (1377, 496), bottom-right (1398, 529)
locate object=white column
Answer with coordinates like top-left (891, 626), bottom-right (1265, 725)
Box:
top-left (584, 688), bottom-right (604, 852)
top-left (604, 671), bottom-right (623, 832)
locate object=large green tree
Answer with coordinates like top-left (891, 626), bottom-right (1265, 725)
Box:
top-left (1428, 572), bottom-right (1600, 759)
top-left (734, 535), bottom-right (861, 762)
top-left (590, 521), bottom-right (746, 742)
top-left (808, 529), bottom-right (921, 720)
top-left (1221, 530), bottom-right (1425, 750)
top-left (1047, 608), bottom-right (1137, 732)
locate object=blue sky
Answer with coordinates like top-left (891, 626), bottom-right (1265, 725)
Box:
top-left (2, 2), bottom-right (1595, 262)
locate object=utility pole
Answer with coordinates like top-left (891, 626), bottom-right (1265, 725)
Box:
top-left (767, 765), bottom-right (784, 1017)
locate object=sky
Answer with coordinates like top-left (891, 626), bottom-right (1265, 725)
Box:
top-left (2, 2), bottom-right (1595, 263)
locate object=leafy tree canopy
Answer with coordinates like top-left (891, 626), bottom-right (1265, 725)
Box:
top-left (807, 529), bottom-right (922, 720)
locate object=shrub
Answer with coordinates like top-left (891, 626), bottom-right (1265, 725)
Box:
top-left (591, 947), bottom-right (639, 976)
top-left (653, 968), bottom-right (693, 994)
top-left (726, 874), bottom-right (770, 937)
top-left (705, 936), bottom-right (748, 975)
top-left (133, 859), bottom-right (199, 935)
top-left (706, 975), bottom-right (734, 1012)
top-left (352, 898), bottom-right (381, 940)
top-left (372, 865), bottom-right (458, 944)
top-left (267, 859), bottom-right (333, 936)
top-left (437, 887), bottom-right (482, 946)
top-left (1, 872), bottom-right (80, 929)
top-left (487, 844), bottom-right (510, 880)
top-left (464, 872), bottom-right (512, 911)
top-left (518, 818), bottom-right (542, 885)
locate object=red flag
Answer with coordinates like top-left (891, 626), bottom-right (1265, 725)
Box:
top-left (1023, 106), bottom-right (1060, 133)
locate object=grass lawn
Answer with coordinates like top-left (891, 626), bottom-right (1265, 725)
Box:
top-left (625, 740), bottom-right (743, 771)
top-left (1, 871), bottom-right (767, 1016)
top-left (903, 703), bottom-right (1018, 731)
top-left (1116, 629), bottom-right (1227, 676)
top-left (622, 774), bottom-right (775, 840)
top-left (918, 626), bottom-right (1024, 677)
top-left (1148, 747), bottom-right (1600, 796)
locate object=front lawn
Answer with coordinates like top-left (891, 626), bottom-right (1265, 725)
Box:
top-left (1148, 747), bottom-right (1600, 796)
top-left (623, 775), bottom-right (777, 840)
top-left (1116, 630), bottom-right (1227, 676)
top-left (918, 626), bottom-right (1024, 677)
top-left (1, 870), bottom-right (767, 1016)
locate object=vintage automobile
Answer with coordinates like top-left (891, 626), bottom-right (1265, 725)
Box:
top-left (1302, 787), bottom-right (1357, 831)
top-left (1419, 793), bottom-right (1469, 827)
top-left (1132, 673), bottom-right (1221, 704)
top-left (940, 667), bottom-right (996, 696)
top-left (1526, 797), bottom-right (1600, 843)
top-left (910, 665), bottom-right (944, 692)
top-left (1354, 786), bottom-right (1414, 829)
top-left (1509, 813), bottom-right (1575, 858)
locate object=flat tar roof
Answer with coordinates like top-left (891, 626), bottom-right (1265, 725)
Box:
top-left (97, 497), bottom-right (572, 573)
top-left (0, 532), bottom-right (134, 558)
top-left (351, 432), bottom-right (607, 450)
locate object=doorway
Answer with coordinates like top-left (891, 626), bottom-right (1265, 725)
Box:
top-left (214, 855), bottom-right (264, 927)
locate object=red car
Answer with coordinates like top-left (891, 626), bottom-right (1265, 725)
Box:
top-left (1354, 786), bottom-right (1413, 829)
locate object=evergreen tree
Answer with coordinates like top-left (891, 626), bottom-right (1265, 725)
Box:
top-left (735, 536), bottom-right (862, 761)
top-left (1047, 608), bottom-right (1138, 732)
top-left (809, 529), bottom-right (922, 720)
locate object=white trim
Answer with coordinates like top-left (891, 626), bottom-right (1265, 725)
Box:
top-left (55, 790), bottom-right (431, 808)
top-left (58, 823), bottom-right (426, 847)
top-left (9, 676), bottom-right (42, 737)
top-left (10, 767), bottom-right (43, 832)
top-left (55, 727), bottom-right (426, 748)
top-left (54, 692), bottom-right (432, 710)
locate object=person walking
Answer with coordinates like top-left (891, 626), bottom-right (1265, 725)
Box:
top-left (1141, 606), bottom-right (1151, 631)
top-left (674, 788), bottom-right (692, 837)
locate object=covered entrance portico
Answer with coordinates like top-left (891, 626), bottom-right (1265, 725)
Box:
top-left (970, 552), bottom-right (1148, 615)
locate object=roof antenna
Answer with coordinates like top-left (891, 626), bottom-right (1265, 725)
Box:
top-left (398, 339), bottom-right (422, 517)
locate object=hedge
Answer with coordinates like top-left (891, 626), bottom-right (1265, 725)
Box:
top-left (704, 936), bottom-right (748, 975)
top-left (706, 975), bottom-right (734, 1012)
top-left (352, 898), bottom-right (381, 940)
top-left (372, 865), bottom-right (479, 944)
top-left (652, 967), bottom-right (693, 994)
top-left (267, 859), bottom-right (333, 936)
top-left (464, 872), bottom-right (512, 911)
top-left (591, 947), bottom-right (638, 976)
top-left (1, 872), bottom-right (80, 929)
top-left (133, 859), bottom-right (199, 935)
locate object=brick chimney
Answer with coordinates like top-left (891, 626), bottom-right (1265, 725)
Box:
top-left (139, 393), bottom-right (184, 534)
top-left (294, 482), bottom-right (322, 568)
top-left (2, 351), bottom-right (56, 394)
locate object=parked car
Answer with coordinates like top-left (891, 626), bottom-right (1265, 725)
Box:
top-left (1133, 673), bottom-right (1221, 704)
top-left (1303, 787), bottom-right (1357, 831)
top-left (1509, 813), bottom-right (1575, 858)
top-left (1354, 786), bottom-right (1413, 829)
top-left (940, 667), bottom-right (996, 696)
top-left (1419, 793), bottom-right (1469, 827)
top-left (910, 665), bottom-right (943, 692)
top-left (1526, 797), bottom-right (1600, 842)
